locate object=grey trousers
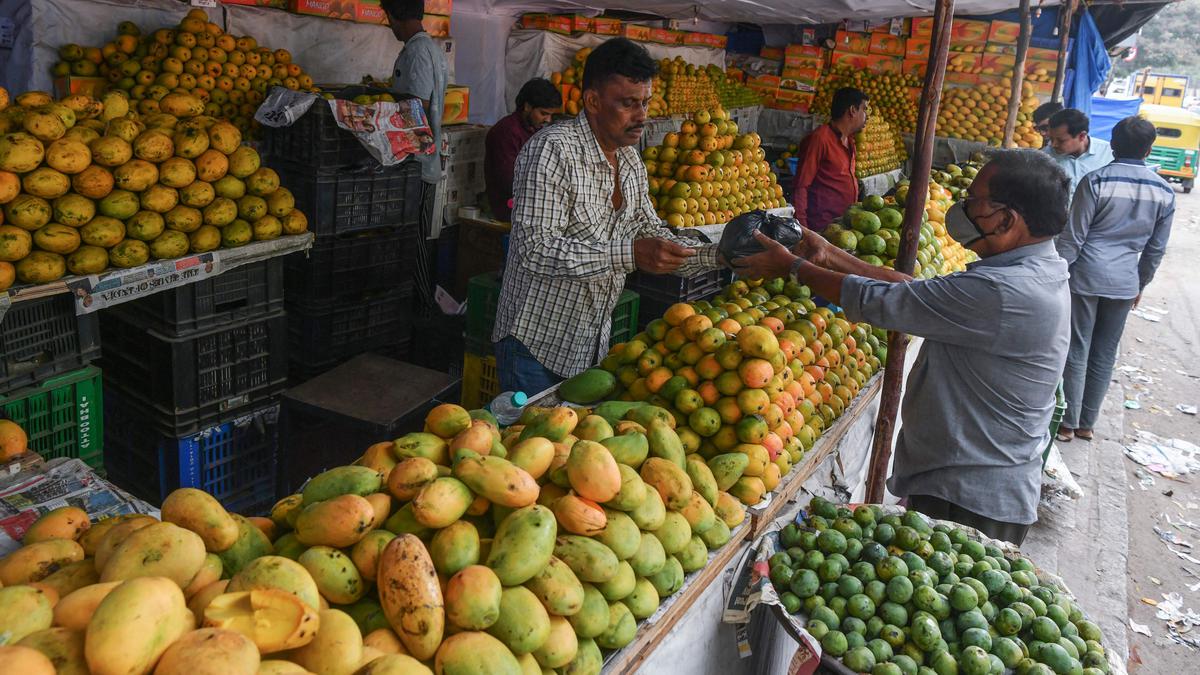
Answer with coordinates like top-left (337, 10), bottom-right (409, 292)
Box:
top-left (1062, 292), bottom-right (1135, 430)
top-left (908, 494), bottom-right (1031, 545)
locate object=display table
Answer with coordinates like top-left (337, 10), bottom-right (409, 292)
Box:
top-left (903, 134), bottom-right (992, 168)
top-left (757, 108), bottom-right (818, 149)
top-left (860, 168), bottom-right (906, 197)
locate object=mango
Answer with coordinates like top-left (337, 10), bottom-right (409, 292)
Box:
top-left (425, 403), bottom-right (472, 439)
top-left (365, 493), bottom-right (392, 531)
top-left (592, 510), bottom-right (641, 561)
top-left (377, 534), bottom-right (443, 660)
top-left (640, 458), bottom-right (694, 510)
top-left (228, 555), bottom-right (321, 609)
top-left (411, 477), bottom-right (473, 529)
top-left (0, 538), bottom-right (85, 586)
top-left (685, 455), bottom-right (720, 506)
top-left (294, 494), bottom-right (374, 548)
top-left (728, 476), bottom-right (766, 506)
top-left (0, 132), bottom-right (46, 173)
top-left (444, 565), bottom-right (502, 630)
top-left (652, 512), bottom-right (692, 555)
top-left (647, 556), bottom-right (684, 597)
top-left (0, 585), bottom-right (54, 643)
top-left (0, 645), bottom-right (55, 674)
top-left (592, 401), bottom-right (646, 426)
top-left (217, 515), bottom-right (275, 576)
top-left (452, 453), bottom-right (539, 508)
top-left (573, 415), bottom-right (614, 442)
top-left (566, 585), bottom-right (608, 641)
top-left (257, 660), bottom-right (314, 675)
top-left (595, 602), bottom-right (636, 650)
top-left (646, 418), bottom-right (685, 468)
top-left (272, 533), bottom-right (306, 560)
top-left (558, 369), bottom-right (616, 404)
top-left (17, 627), bottom-right (87, 675)
top-left (699, 518), bottom-right (732, 549)
top-left (624, 578), bottom-right (660, 620)
top-left (361, 626), bottom-right (404, 654)
top-left (52, 581), bottom-right (121, 631)
top-left (183, 554), bottom-right (224, 598)
top-left (523, 555), bottom-right (584, 618)
top-left (707, 454), bottom-right (749, 491)
top-left (560, 637), bottom-right (602, 675)
top-left (22, 505), bottom-right (86, 547)
top-left (554, 536), bottom-right (618, 584)
top-left (358, 653), bottom-right (433, 674)
top-left (518, 408), bottom-right (578, 443)
top-left (487, 586), bottom-right (550, 655)
top-left (606, 464), bottom-right (648, 512)
top-left (676, 535), bottom-right (709, 573)
top-left (393, 432), bottom-right (449, 466)
top-left (625, 405), bottom-right (674, 430)
top-left (96, 521), bottom-right (204, 586)
top-left (629, 531), bottom-right (668, 577)
top-left (428, 520), bottom-right (479, 577)
top-left (343, 597), bottom-right (390, 636)
top-left (301, 465), bottom-right (383, 505)
top-left (355, 442), bottom-right (398, 475)
top-left (507, 437), bottom-right (555, 480)
top-left (386, 457), bottom-right (438, 502)
top-left (290, 608), bottom-right (363, 675)
top-left (449, 420), bottom-right (495, 459)
top-left (596, 561), bottom-right (636, 602)
top-left (565, 440), bottom-right (622, 504)
top-left (532, 615), bottom-right (578, 669)
top-left (435, 631), bottom-right (523, 675)
top-left (38, 559), bottom-right (99, 598)
top-left (678, 490), bottom-right (718, 535)
top-left (714, 491), bottom-right (746, 528)
top-left (628, 488), bottom-right (667, 531)
top-left (186, 580), bottom-right (229, 622)
top-left (85, 577), bottom-right (194, 675)
top-left (486, 505), bottom-right (556, 586)
top-left (203, 589), bottom-right (318, 654)
top-left (350, 529), bottom-right (396, 581)
top-left (298, 546), bottom-right (365, 605)
top-left (382, 503), bottom-right (432, 539)
top-left (154, 627), bottom-right (259, 675)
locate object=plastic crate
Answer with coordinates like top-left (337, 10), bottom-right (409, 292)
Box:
top-left (114, 259), bottom-right (285, 335)
top-left (461, 352), bottom-right (499, 410)
top-left (284, 227), bottom-right (418, 301)
top-left (277, 161), bottom-right (423, 238)
top-left (105, 389), bottom-right (279, 515)
top-left (100, 310), bottom-right (288, 437)
top-left (0, 293), bottom-right (101, 393)
top-left (625, 268), bottom-right (732, 303)
top-left (261, 92), bottom-right (375, 172)
top-left (287, 336), bottom-right (413, 387)
top-left (287, 287), bottom-right (414, 380)
top-left (0, 365), bottom-right (103, 470)
top-left (464, 272), bottom-right (639, 354)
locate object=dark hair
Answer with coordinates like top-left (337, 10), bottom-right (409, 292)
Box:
top-left (380, 0), bottom-right (423, 22)
top-left (582, 38), bottom-right (658, 91)
top-left (1111, 115), bottom-right (1157, 158)
top-left (830, 87), bottom-right (869, 120)
top-left (1032, 101), bottom-right (1063, 124)
top-left (984, 149), bottom-right (1070, 237)
top-left (1048, 108), bottom-right (1089, 136)
top-left (516, 78), bottom-right (562, 110)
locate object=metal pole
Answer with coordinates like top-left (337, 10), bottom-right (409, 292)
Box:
top-left (863, 0), bottom-right (956, 504)
top-left (1051, 0), bottom-right (1078, 104)
top-left (1003, 0), bottom-right (1033, 147)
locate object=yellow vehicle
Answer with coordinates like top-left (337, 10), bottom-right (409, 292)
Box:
top-left (1132, 72), bottom-right (1189, 107)
top-left (1142, 103), bottom-right (1200, 193)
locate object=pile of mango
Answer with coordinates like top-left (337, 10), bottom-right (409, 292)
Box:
top-left (0, 401), bottom-right (742, 675)
top-left (0, 87), bottom-right (308, 290)
top-left (562, 279), bottom-right (885, 509)
top-left (52, 8), bottom-right (317, 134)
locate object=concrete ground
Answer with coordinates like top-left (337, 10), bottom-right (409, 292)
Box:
top-left (1024, 186), bottom-right (1200, 674)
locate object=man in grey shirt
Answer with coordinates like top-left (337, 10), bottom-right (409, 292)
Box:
top-left (734, 150), bottom-right (1072, 544)
top-left (1056, 116), bottom-right (1175, 442)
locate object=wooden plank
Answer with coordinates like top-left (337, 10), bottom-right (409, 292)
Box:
top-left (1003, 0), bottom-right (1033, 147)
top-left (749, 373), bottom-right (884, 539)
top-left (602, 523), bottom-right (751, 675)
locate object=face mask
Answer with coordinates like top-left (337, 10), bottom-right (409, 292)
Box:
top-left (945, 200), bottom-right (1002, 247)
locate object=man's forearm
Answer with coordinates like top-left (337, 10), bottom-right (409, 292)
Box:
top-left (821, 245), bottom-right (912, 283)
top-left (790, 258), bottom-right (849, 304)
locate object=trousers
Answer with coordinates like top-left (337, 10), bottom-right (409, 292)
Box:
top-left (494, 337), bottom-right (562, 399)
top-left (907, 494), bottom-right (1032, 546)
top-left (1062, 293), bottom-right (1135, 430)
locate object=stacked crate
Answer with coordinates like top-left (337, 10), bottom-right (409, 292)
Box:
top-left (263, 99), bottom-right (425, 384)
top-left (625, 269), bottom-right (733, 329)
top-left (100, 260), bottom-right (286, 514)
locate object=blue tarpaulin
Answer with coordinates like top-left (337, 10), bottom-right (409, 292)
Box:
top-left (1087, 97), bottom-right (1143, 141)
top-left (1065, 8), bottom-right (1113, 117)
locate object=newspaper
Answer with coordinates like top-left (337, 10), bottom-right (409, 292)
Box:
top-left (67, 252), bottom-right (221, 315)
top-left (256, 87), bottom-right (435, 167)
top-left (0, 458), bottom-right (158, 555)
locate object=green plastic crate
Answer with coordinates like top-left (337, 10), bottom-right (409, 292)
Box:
top-left (465, 273), bottom-right (640, 354)
top-left (0, 365), bottom-right (104, 470)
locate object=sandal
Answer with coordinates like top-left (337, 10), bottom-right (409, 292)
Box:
top-left (1075, 429), bottom-right (1094, 441)
top-left (1055, 427), bottom-right (1074, 442)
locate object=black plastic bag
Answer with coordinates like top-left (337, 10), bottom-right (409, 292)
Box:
top-left (718, 210), bottom-right (804, 262)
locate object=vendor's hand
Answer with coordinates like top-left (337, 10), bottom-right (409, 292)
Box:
top-left (634, 238), bottom-right (696, 274)
top-left (733, 231), bottom-right (799, 281)
top-left (790, 224), bottom-right (835, 268)
top-left (1133, 292), bottom-right (1142, 309)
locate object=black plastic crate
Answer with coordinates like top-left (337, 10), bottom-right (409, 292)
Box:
top-left (288, 336), bottom-right (413, 386)
top-left (276, 161), bottom-right (423, 238)
top-left (287, 286), bottom-right (414, 380)
top-left (626, 268), bottom-right (732, 303)
top-left (0, 294), bottom-right (101, 394)
top-left (114, 259), bottom-right (285, 336)
top-left (100, 310), bottom-right (288, 437)
top-left (261, 92), bottom-right (376, 172)
top-left (284, 227), bottom-right (418, 301)
top-left (105, 388), bottom-right (279, 515)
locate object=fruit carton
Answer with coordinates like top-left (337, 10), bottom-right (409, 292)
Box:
top-left (593, 17), bottom-right (622, 35)
top-left (648, 28), bottom-right (677, 44)
top-left (864, 54), bottom-right (902, 74)
top-left (760, 46), bottom-right (785, 60)
top-left (622, 23), bottom-right (652, 41)
top-left (53, 76), bottom-right (107, 99)
top-left (1027, 47), bottom-right (1060, 63)
top-left (902, 59), bottom-right (927, 78)
top-left (749, 74), bottom-right (782, 90)
top-left (778, 77), bottom-right (815, 93)
top-left (944, 72), bottom-right (980, 86)
top-left (781, 67), bottom-right (821, 86)
top-left (980, 53), bottom-right (1016, 74)
top-left (835, 30), bottom-right (871, 54)
top-left (726, 67), bottom-right (746, 82)
top-left (984, 42), bottom-right (1017, 55)
top-left (977, 73), bottom-right (1009, 87)
top-left (784, 55), bottom-right (824, 71)
top-left (426, 0), bottom-right (451, 14)
top-left (988, 20), bottom-right (1020, 44)
top-left (354, 0), bottom-right (386, 25)
top-left (443, 85), bottom-right (469, 126)
top-left (290, 0), bottom-right (356, 21)
top-left (775, 88), bottom-right (813, 104)
top-left (830, 51), bottom-right (871, 71)
top-left (947, 51), bottom-right (982, 72)
top-left (952, 19), bottom-right (990, 46)
top-left (906, 38), bottom-right (931, 59)
top-left (423, 14), bottom-right (450, 37)
top-left (567, 15), bottom-right (593, 33)
top-left (869, 33), bottom-right (905, 57)
top-left (911, 17), bottom-right (933, 38)
top-left (1028, 79), bottom-right (1054, 97)
top-left (521, 14), bottom-right (572, 34)
top-left (785, 44), bottom-right (823, 59)
top-left (222, 0), bottom-right (287, 7)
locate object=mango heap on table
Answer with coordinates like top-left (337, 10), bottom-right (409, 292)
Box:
top-left (0, 400), bottom-right (743, 675)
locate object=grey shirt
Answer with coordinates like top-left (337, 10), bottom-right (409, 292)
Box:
top-left (1057, 158), bottom-right (1175, 299)
top-left (841, 240), bottom-right (1071, 524)
top-left (392, 31), bottom-right (448, 184)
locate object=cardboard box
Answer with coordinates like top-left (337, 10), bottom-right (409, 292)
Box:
top-left (785, 44), bottom-right (823, 59)
top-left (835, 30), bottom-right (870, 54)
top-left (684, 31), bottom-right (727, 48)
top-left (423, 14), bottom-right (450, 37)
top-left (53, 76), bottom-right (107, 99)
top-left (593, 17), bottom-right (621, 35)
top-left (864, 54), bottom-right (901, 74)
top-left (1027, 47), bottom-right (1059, 63)
top-left (984, 42), bottom-right (1017, 55)
top-left (1028, 80), bottom-right (1054, 97)
top-left (988, 20), bottom-right (1020, 44)
top-left (774, 88), bottom-right (812, 103)
top-left (443, 85), bottom-right (469, 126)
top-left (944, 72), bottom-right (980, 86)
top-left (980, 53), bottom-right (1016, 74)
top-left (779, 77), bottom-right (816, 92)
top-left (902, 59), bottom-right (927, 78)
top-left (781, 67), bottom-right (821, 85)
top-left (726, 67), bottom-right (746, 82)
top-left (355, 0), bottom-right (387, 25)
top-left (784, 55), bottom-right (824, 71)
top-left (291, 0), bottom-right (355, 21)
top-left (444, 124), bottom-right (487, 162)
top-left (521, 14), bottom-right (572, 34)
top-left (912, 17), bottom-right (933, 38)
top-left (947, 51), bottom-right (982, 73)
top-left (869, 33), bottom-right (905, 57)
top-left (568, 15), bottom-right (592, 33)
top-left (621, 23), bottom-right (651, 41)
top-left (222, 0), bottom-right (286, 7)
top-left (977, 73), bottom-right (1008, 88)
top-left (749, 74), bottom-right (782, 90)
top-left (830, 51), bottom-right (871, 71)
top-left (426, 0), bottom-right (451, 15)
top-left (906, 38), bottom-right (931, 60)
top-left (760, 46), bottom-right (785, 60)
top-left (952, 19), bottom-right (990, 46)
top-left (649, 28), bottom-right (682, 45)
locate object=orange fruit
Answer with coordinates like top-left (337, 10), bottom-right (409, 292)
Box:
top-left (0, 419), bottom-right (28, 461)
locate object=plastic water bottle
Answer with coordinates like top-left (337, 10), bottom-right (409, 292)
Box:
top-left (488, 391), bottom-right (529, 426)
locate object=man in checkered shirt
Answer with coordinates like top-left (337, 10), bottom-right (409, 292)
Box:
top-left (492, 38), bottom-right (724, 395)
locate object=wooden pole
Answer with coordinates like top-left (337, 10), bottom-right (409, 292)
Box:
top-left (1051, 0), bottom-right (1078, 104)
top-left (1002, 0), bottom-right (1032, 147)
top-left (863, 0), bottom-right (955, 505)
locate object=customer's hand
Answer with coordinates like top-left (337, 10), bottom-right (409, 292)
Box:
top-left (733, 231), bottom-right (799, 280)
top-left (790, 224), bottom-right (836, 268)
top-left (634, 238), bottom-right (696, 274)
top-left (1133, 292), bottom-right (1142, 309)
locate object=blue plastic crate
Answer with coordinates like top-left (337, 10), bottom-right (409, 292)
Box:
top-left (105, 389), bottom-right (279, 515)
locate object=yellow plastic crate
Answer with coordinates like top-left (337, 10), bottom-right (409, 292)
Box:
top-left (461, 352), bottom-right (499, 410)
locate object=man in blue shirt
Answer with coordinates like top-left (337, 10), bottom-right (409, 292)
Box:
top-left (1055, 116), bottom-right (1175, 442)
top-left (1046, 108), bottom-right (1114, 203)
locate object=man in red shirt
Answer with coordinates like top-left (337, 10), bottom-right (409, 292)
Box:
top-left (792, 87), bottom-right (868, 231)
top-left (485, 78), bottom-right (561, 220)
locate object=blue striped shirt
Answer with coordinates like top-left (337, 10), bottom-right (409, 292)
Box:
top-left (1057, 158), bottom-right (1175, 299)
top-left (1046, 136), bottom-right (1114, 204)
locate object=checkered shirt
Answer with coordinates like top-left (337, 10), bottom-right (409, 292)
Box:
top-left (492, 112), bottom-right (721, 378)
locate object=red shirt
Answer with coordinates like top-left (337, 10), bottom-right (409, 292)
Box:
top-left (792, 124), bottom-right (858, 231)
top-left (484, 112), bottom-right (536, 221)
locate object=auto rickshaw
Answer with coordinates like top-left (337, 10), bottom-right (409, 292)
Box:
top-left (1142, 103), bottom-right (1200, 193)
